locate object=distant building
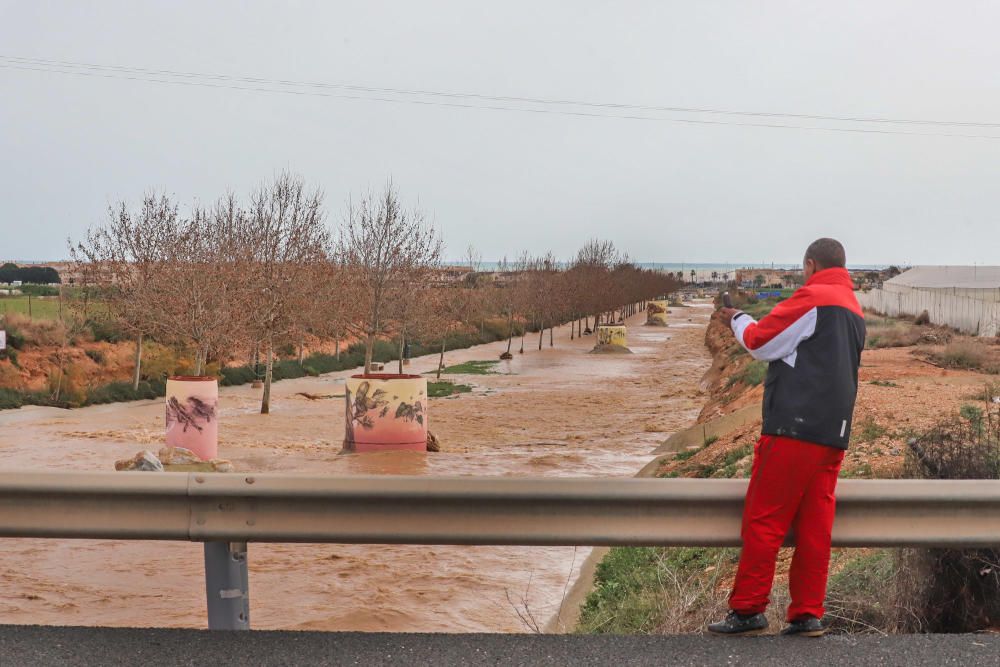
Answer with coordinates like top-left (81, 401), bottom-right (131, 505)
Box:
top-left (735, 268), bottom-right (802, 289)
top-left (428, 265), bottom-right (475, 286)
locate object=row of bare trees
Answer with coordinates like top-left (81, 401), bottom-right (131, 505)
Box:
top-left (491, 241), bottom-right (678, 355)
top-left (71, 174), bottom-right (677, 413)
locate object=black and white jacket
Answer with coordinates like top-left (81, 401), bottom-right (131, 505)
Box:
top-left (730, 268), bottom-right (866, 449)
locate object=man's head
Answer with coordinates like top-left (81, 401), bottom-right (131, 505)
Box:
top-left (803, 238), bottom-right (846, 280)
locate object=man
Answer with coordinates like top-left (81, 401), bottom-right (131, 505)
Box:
top-left (708, 238), bottom-right (866, 637)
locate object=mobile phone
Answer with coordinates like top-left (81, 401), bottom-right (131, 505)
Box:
top-left (722, 292), bottom-right (733, 308)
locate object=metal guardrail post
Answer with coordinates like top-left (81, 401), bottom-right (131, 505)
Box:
top-left (204, 541), bottom-right (250, 630)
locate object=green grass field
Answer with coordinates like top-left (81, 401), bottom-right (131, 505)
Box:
top-left (435, 360), bottom-right (501, 375)
top-left (0, 296), bottom-right (62, 319)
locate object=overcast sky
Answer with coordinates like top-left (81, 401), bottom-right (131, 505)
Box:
top-left (2, 1), bottom-right (999, 265)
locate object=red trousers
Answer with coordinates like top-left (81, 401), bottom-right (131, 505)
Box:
top-left (728, 434), bottom-right (844, 621)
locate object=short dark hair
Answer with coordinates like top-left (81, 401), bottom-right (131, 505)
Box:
top-left (805, 238), bottom-right (846, 270)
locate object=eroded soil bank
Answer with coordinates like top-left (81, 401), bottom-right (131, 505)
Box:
top-left (0, 305), bottom-right (712, 632)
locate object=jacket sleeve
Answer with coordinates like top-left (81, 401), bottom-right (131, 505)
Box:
top-left (730, 289), bottom-right (818, 363)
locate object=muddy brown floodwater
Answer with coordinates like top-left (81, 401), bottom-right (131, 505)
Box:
top-left (0, 304), bottom-right (712, 632)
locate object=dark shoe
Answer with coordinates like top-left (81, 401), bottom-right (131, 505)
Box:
top-left (781, 615), bottom-right (827, 637)
top-left (707, 611), bottom-right (769, 636)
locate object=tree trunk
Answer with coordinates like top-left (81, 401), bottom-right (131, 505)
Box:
top-left (505, 315), bottom-right (514, 354)
top-left (364, 333), bottom-right (375, 374)
top-left (538, 322), bottom-right (544, 350)
top-left (397, 331), bottom-right (405, 375)
top-left (570, 318), bottom-right (575, 340)
top-left (261, 339), bottom-right (274, 414)
top-left (437, 337), bottom-right (446, 379)
top-left (335, 338), bottom-right (340, 361)
top-left (549, 325), bottom-right (554, 347)
top-left (298, 335), bottom-right (304, 366)
top-left (132, 334), bottom-right (143, 391)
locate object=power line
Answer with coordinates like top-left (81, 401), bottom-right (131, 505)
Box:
top-left (4, 54), bottom-right (1000, 129)
top-left (3, 55), bottom-right (1000, 140)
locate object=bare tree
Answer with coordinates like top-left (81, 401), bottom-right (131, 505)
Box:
top-left (387, 274), bottom-right (436, 374)
top-left (142, 200), bottom-right (245, 377)
top-left (71, 194), bottom-right (175, 390)
top-left (465, 244), bottom-right (482, 272)
top-left (430, 286), bottom-right (476, 378)
top-left (338, 182), bottom-right (442, 374)
top-left (310, 257), bottom-right (359, 362)
top-left (493, 256), bottom-right (519, 358)
top-left (241, 173), bottom-right (331, 414)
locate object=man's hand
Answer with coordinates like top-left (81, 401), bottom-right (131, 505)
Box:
top-left (720, 307), bottom-right (739, 327)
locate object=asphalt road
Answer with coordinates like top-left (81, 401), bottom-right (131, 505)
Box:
top-left (2, 626), bottom-right (999, 666)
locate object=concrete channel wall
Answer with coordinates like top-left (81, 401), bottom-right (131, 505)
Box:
top-left (857, 288), bottom-right (1000, 337)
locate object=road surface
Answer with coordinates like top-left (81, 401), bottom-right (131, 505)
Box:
top-left (2, 626), bottom-right (998, 666)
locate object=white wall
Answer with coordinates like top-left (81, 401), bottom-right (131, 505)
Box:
top-left (857, 287), bottom-right (1000, 337)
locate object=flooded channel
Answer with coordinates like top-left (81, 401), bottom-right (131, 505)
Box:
top-left (0, 305), bottom-right (712, 632)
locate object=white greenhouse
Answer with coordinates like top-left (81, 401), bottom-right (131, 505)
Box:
top-left (857, 266), bottom-right (1000, 336)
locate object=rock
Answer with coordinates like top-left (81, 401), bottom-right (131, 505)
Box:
top-left (157, 446), bottom-right (201, 466)
top-left (209, 459), bottom-right (236, 473)
top-left (426, 431), bottom-right (441, 452)
top-left (115, 450), bottom-right (163, 472)
top-left (915, 310), bottom-right (931, 325)
top-left (499, 352), bottom-right (513, 360)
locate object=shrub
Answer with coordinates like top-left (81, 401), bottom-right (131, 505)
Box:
top-left (0, 347), bottom-right (18, 367)
top-left (0, 387), bottom-right (23, 410)
top-left (87, 317), bottom-right (124, 343)
top-left (824, 549), bottom-right (899, 633)
top-left (736, 360), bottom-right (767, 387)
top-left (219, 365), bottom-right (256, 387)
top-left (577, 546), bottom-right (737, 634)
top-left (851, 417), bottom-right (889, 444)
top-left (47, 363), bottom-right (88, 407)
top-left (965, 381), bottom-right (1000, 402)
top-left (272, 359), bottom-right (306, 381)
top-left (929, 340), bottom-right (996, 373)
top-left (898, 402), bottom-right (1000, 632)
top-left (867, 325), bottom-right (924, 349)
top-left (141, 343), bottom-right (184, 381)
top-left (0, 324), bottom-right (26, 350)
top-left (673, 447), bottom-right (700, 461)
top-left (306, 353), bottom-right (346, 374)
top-left (0, 313), bottom-right (63, 347)
top-left (0, 361), bottom-right (21, 389)
top-left (85, 349), bottom-right (106, 365)
top-left (86, 380), bottom-right (164, 404)
top-left (427, 380), bottom-right (472, 398)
